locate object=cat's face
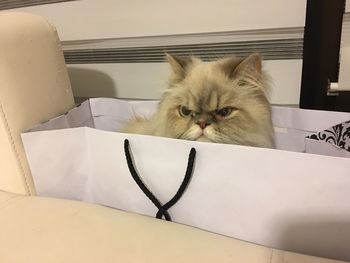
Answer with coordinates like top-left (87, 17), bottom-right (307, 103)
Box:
top-left (156, 54), bottom-right (274, 148)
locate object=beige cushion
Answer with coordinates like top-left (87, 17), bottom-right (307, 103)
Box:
top-left (0, 12), bottom-right (75, 195)
top-left (0, 190), bottom-right (345, 263)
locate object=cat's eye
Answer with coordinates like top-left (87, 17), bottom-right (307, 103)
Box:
top-left (216, 107), bottom-right (234, 117)
top-left (179, 106), bottom-right (192, 117)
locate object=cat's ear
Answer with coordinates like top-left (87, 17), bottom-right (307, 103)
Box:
top-left (233, 53), bottom-right (262, 78)
top-left (166, 53), bottom-right (194, 79)
top-left (219, 53), bottom-right (262, 78)
top-left (218, 56), bottom-right (245, 77)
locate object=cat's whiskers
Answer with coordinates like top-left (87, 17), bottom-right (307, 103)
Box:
top-left (181, 124), bottom-right (233, 143)
top-left (181, 125), bottom-right (203, 140)
top-left (203, 126), bottom-right (229, 143)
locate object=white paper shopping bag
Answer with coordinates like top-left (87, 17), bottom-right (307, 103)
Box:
top-left (22, 98), bottom-right (350, 261)
top-left (305, 120), bottom-right (350, 158)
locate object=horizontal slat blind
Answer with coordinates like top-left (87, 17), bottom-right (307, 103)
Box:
top-left (63, 38), bottom-right (303, 64)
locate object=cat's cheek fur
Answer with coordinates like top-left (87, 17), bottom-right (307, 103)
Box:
top-left (164, 110), bottom-right (191, 139)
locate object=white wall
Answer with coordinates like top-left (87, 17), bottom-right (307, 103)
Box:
top-left (16, 0), bottom-right (307, 41)
top-left (15, 0), bottom-right (307, 105)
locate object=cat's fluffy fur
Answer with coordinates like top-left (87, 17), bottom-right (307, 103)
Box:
top-left (123, 53), bottom-right (275, 148)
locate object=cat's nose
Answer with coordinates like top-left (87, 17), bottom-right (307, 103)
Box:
top-left (197, 120), bottom-right (209, 129)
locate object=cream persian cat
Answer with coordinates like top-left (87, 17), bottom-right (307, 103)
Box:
top-left (123, 53), bottom-right (274, 148)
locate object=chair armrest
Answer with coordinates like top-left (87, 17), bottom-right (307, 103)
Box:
top-left (0, 191), bottom-right (345, 263)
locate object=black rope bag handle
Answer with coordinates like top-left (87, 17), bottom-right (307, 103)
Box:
top-left (124, 139), bottom-right (196, 221)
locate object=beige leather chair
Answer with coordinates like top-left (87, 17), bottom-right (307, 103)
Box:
top-left (0, 11), bottom-right (346, 263)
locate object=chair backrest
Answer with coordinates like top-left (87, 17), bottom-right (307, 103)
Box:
top-left (0, 12), bottom-right (75, 195)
